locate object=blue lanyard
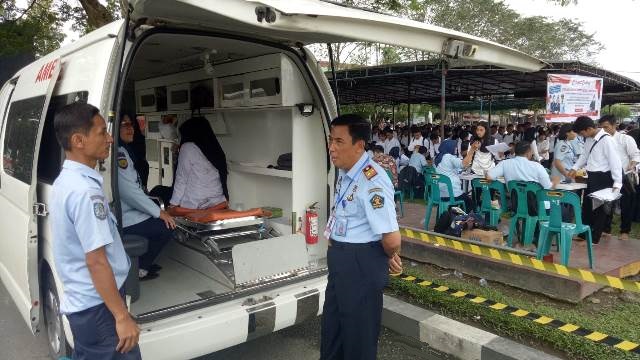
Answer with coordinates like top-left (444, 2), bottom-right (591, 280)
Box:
top-left (334, 156), bottom-right (369, 210)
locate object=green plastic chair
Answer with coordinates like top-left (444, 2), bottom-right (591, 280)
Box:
top-left (535, 189), bottom-right (594, 268)
top-left (418, 165), bottom-right (436, 200)
top-left (386, 169), bottom-right (404, 217)
top-left (506, 180), bottom-right (543, 247)
top-left (471, 178), bottom-right (507, 227)
top-left (424, 173), bottom-right (466, 230)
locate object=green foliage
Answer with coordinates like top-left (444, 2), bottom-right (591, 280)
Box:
top-left (602, 104), bottom-right (632, 120)
top-left (0, 0), bottom-right (65, 57)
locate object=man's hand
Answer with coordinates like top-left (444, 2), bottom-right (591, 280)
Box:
top-left (551, 175), bottom-right (561, 188)
top-left (159, 210), bottom-right (176, 229)
top-left (567, 169), bottom-right (577, 179)
top-left (115, 314), bottom-right (140, 354)
top-left (471, 141), bottom-right (481, 150)
top-left (388, 253), bottom-right (403, 275)
top-left (613, 187), bottom-right (621, 194)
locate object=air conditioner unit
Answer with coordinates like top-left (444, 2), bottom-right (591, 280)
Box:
top-left (443, 40), bottom-right (465, 58)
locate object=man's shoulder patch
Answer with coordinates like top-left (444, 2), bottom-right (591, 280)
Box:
top-left (370, 194), bottom-right (385, 209)
top-left (93, 201), bottom-right (107, 220)
top-left (363, 165), bottom-right (378, 180)
top-left (560, 145), bottom-right (567, 152)
top-left (118, 157), bottom-right (128, 169)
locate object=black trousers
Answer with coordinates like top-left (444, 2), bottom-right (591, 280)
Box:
top-left (123, 217), bottom-right (173, 270)
top-left (67, 288), bottom-right (141, 360)
top-left (321, 241), bottom-right (388, 360)
top-left (618, 183), bottom-right (636, 234)
top-left (584, 171), bottom-right (614, 244)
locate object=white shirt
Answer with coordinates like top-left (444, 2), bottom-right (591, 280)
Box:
top-left (572, 129), bottom-right (623, 189)
top-left (502, 133), bottom-right (515, 145)
top-left (383, 137), bottom-right (401, 156)
top-left (611, 131), bottom-right (640, 170)
top-left (170, 142), bottom-right (227, 209)
top-left (530, 139), bottom-right (541, 162)
top-left (408, 136), bottom-right (425, 152)
top-left (537, 139), bottom-right (550, 161)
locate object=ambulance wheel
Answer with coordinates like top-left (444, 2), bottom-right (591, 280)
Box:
top-left (43, 271), bottom-right (72, 359)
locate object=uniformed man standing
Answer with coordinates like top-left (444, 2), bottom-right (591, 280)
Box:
top-left (568, 116), bottom-right (622, 244)
top-left (51, 103), bottom-right (141, 359)
top-left (321, 114), bottom-right (403, 360)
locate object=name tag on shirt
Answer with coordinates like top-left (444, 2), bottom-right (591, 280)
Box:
top-left (335, 218), bottom-right (348, 237)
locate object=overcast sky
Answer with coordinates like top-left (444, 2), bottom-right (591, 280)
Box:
top-left (50, 0), bottom-right (640, 83)
top-left (504, 0), bottom-right (640, 82)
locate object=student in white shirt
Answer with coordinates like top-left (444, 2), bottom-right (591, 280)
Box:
top-left (382, 127), bottom-right (401, 156)
top-left (408, 127), bottom-right (425, 152)
top-left (536, 130), bottom-right (550, 168)
top-left (523, 127), bottom-right (541, 162)
top-left (470, 122), bottom-right (497, 175)
top-left (598, 115), bottom-right (640, 240)
top-left (502, 124), bottom-right (515, 145)
top-left (170, 117), bottom-right (229, 209)
top-left (568, 116), bottom-right (622, 244)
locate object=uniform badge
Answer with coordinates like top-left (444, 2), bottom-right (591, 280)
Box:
top-left (363, 165), bottom-right (377, 180)
top-left (118, 157), bottom-right (128, 169)
top-left (368, 187), bottom-right (383, 194)
top-left (560, 145), bottom-right (567, 152)
top-left (370, 194), bottom-right (385, 209)
top-left (93, 202), bottom-right (107, 220)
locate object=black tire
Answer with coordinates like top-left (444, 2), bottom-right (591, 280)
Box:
top-left (43, 270), bottom-right (72, 359)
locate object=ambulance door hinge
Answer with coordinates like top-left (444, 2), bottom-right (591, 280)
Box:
top-left (33, 203), bottom-right (49, 217)
top-left (255, 6), bottom-right (277, 23)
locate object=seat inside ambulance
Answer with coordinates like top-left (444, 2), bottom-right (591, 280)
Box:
top-left (117, 32), bottom-right (329, 318)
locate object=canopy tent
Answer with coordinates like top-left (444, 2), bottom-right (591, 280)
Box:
top-left (327, 60), bottom-right (640, 107)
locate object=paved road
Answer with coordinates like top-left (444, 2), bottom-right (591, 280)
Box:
top-left (1, 281), bottom-right (448, 360)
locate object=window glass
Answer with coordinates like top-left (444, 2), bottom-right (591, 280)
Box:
top-left (3, 95), bottom-right (46, 183)
top-left (222, 82), bottom-right (244, 101)
top-left (38, 91), bottom-right (89, 184)
top-left (171, 89), bottom-right (189, 104)
top-left (140, 94), bottom-right (156, 107)
top-left (146, 139), bottom-right (159, 162)
top-left (250, 77), bottom-right (280, 98)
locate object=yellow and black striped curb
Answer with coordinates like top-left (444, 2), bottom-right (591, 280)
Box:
top-left (400, 227), bottom-right (640, 294)
top-left (391, 273), bottom-right (640, 355)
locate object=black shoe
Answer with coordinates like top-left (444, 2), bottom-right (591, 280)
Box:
top-left (149, 264), bottom-right (163, 272)
top-left (140, 272), bottom-right (159, 281)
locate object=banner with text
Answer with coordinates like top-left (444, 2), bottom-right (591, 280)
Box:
top-left (545, 74), bottom-right (603, 123)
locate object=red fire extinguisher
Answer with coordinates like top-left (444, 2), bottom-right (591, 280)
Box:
top-left (305, 203), bottom-right (319, 245)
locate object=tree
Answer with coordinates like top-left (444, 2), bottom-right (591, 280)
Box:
top-left (602, 104), bottom-right (632, 120)
top-left (0, 0), bottom-right (65, 57)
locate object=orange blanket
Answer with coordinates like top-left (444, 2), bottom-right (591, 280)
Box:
top-left (168, 202), bottom-right (272, 223)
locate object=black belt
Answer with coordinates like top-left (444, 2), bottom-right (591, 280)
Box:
top-left (329, 238), bottom-right (381, 249)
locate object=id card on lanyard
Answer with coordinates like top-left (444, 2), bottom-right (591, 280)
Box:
top-left (324, 157), bottom-right (369, 239)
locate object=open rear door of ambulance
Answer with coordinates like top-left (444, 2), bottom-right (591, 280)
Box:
top-left (0, 57), bottom-right (60, 332)
top-left (128, 0), bottom-right (545, 72)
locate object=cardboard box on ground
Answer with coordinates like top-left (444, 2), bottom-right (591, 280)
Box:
top-left (461, 229), bottom-right (505, 246)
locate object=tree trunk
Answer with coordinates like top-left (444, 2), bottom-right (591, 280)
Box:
top-left (78, 0), bottom-right (114, 29)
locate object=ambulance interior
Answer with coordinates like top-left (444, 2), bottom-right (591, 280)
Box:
top-left (120, 33), bottom-right (329, 317)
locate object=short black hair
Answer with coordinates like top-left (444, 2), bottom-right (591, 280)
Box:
top-left (54, 102), bottom-right (101, 151)
top-left (515, 141), bottom-right (531, 156)
top-left (573, 116), bottom-right (596, 133)
top-left (557, 123), bottom-right (574, 141)
top-left (330, 114), bottom-right (371, 144)
top-left (598, 114), bottom-right (617, 126)
top-left (373, 145), bottom-right (384, 153)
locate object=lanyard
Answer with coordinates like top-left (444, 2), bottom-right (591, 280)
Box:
top-left (334, 156), bottom-right (369, 211)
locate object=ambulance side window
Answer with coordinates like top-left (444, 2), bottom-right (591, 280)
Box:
top-left (37, 91), bottom-right (89, 184)
top-left (2, 95), bottom-right (46, 184)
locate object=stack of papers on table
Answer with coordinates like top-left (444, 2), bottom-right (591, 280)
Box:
top-left (485, 143), bottom-right (511, 157)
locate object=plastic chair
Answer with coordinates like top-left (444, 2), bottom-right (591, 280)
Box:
top-left (386, 169), bottom-right (404, 217)
top-left (471, 178), bottom-right (507, 227)
top-left (506, 180), bottom-right (542, 247)
top-left (535, 189), bottom-right (594, 268)
top-left (424, 173), bottom-right (466, 230)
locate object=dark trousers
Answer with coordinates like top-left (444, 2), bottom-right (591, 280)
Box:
top-left (442, 194), bottom-right (474, 214)
top-left (618, 184), bottom-right (636, 234)
top-left (123, 217), bottom-right (173, 270)
top-left (584, 171), bottom-right (614, 244)
top-left (321, 241), bottom-right (388, 360)
top-left (67, 288), bottom-right (141, 360)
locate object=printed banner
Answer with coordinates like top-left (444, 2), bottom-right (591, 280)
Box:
top-left (545, 74), bottom-right (603, 123)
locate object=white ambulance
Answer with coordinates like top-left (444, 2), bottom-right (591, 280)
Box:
top-left (0, 1), bottom-right (544, 359)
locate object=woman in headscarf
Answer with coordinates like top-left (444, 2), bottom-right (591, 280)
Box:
top-left (523, 127), bottom-right (541, 162)
top-left (470, 122), bottom-right (497, 175)
top-left (121, 111), bottom-right (149, 188)
top-left (551, 123), bottom-right (578, 182)
top-left (434, 139), bottom-right (476, 211)
top-left (169, 116), bottom-right (229, 209)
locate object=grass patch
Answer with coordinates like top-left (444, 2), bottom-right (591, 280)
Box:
top-left (389, 265), bottom-right (640, 360)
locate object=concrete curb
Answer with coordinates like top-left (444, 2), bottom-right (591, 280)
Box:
top-left (382, 295), bottom-right (562, 360)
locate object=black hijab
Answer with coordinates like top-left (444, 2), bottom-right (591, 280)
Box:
top-left (178, 116), bottom-right (229, 200)
top-left (120, 112), bottom-right (150, 188)
top-left (523, 127), bottom-right (537, 143)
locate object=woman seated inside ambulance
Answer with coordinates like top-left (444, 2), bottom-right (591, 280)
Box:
top-left (169, 117), bottom-right (229, 211)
